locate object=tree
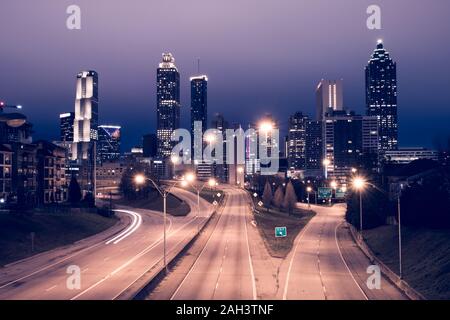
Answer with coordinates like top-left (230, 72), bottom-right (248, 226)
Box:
top-left (262, 180), bottom-right (273, 212)
top-left (273, 186), bottom-right (284, 210)
top-left (68, 175), bottom-right (82, 205)
top-left (283, 181), bottom-right (297, 216)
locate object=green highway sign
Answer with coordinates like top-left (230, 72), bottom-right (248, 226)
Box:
top-left (275, 227), bottom-right (287, 238)
top-left (318, 187), bottom-right (332, 199)
top-left (335, 188), bottom-right (347, 199)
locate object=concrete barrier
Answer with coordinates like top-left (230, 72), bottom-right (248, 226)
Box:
top-left (347, 222), bottom-right (426, 300)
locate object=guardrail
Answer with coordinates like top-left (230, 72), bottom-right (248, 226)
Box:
top-left (347, 222), bottom-right (426, 300)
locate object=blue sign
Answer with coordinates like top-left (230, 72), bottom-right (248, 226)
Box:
top-left (275, 227), bottom-right (287, 238)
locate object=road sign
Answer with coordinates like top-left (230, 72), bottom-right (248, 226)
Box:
top-left (335, 188), bottom-right (347, 199)
top-left (275, 227), bottom-right (287, 238)
top-left (258, 201), bottom-right (264, 207)
top-left (213, 200), bottom-right (218, 206)
top-left (318, 187), bottom-right (332, 199)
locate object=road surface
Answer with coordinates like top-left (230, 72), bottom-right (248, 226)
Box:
top-left (171, 187), bottom-right (256, 300)
top-left (282, 203), bottom-right (407, 300)
top-left (0, 188), bottom-right (212, 300)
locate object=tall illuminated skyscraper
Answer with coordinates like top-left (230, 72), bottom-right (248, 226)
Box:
top-left (365, 40), bottom-right (398, 151)
top-left (72, 70), bottom-right (98, 161)
top-left (71, 70), bottom-right (98, 195)
top-left (190, 75), bottom-right (208, 159)
top-left (156, 53), bottom-right (180, 158)
top-left (59, 112), bottom-right (74, 142)
top-left (316, 79), bottom-right (343, 121)
top-left (287, 112), bottom-right (308, 171)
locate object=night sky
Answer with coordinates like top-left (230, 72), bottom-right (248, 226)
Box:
top-left (1, 0), bottom-right (449, 151)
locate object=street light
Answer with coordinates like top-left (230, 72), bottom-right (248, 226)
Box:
top-left (306, 186), bottom-right (312, 209)
top-left (134, 174), bottom-right (182, 274)
top-left (204, 133), bottom-right (216, 143)
top-left (184, 174), bottom-right (218, 230)
top-left (259, 121), bottom-right (274, 133)
top-left (352, 176), bottom-right (366, 240)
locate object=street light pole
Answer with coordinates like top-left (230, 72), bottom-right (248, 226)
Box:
top-left (359, 190), bottom-right (363, 240)
top-left (398, 193), bottom-right (403, 279)
top-left (163, 192), bottom-right (167, 273)
top-left (134, 175), bottom-right (180, 274)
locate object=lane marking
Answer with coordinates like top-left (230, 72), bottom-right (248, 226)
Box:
top-left (70, 217), bottom-right (175, 300)
top-left (111, 216), bottom-right (202, 300)
top-left (282, 214), bottom-right (316, 300)
top-left (170, 192), bottom-right (229, 300)
top-left (105, 210), bottom-right (142, 245)
top-left (243, 194), bottom-right (257, 300)
top-left (334, 221), bottom-right (369, 300)
top-left (45, 285), bottom-right (57, 292)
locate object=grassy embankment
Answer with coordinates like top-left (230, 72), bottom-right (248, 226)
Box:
top-left (0, 212), bottom-right (117, 266)
top-left (252, 200), bottom-right (315, 258)
top-left (364, 225), bottom-right (450, 300)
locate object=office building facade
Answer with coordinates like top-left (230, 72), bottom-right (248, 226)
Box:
top-left (190, 75), bottom-right (208, 160)
top-left (316, 79), bottom-right (343, 121)
top-left (59, 112), bottom-right (74, 142)
top-left (156, 53), bottom-right (180, 158)
top-left (366, 40), bottom-right (398, 151)
top-left (97, 125), bottom-right (121, 163)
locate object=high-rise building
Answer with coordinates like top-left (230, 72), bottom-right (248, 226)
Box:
top-left (143, 133), bottom-right (157, 158)
top-left (287, 112), bottom-right (308, 171)
top-left (156, 53), bottom-right (180, 158)
top-left (97, 125), bottom-right (121, 163)
top-left (365, 40), bottom-right (398, 151)
top-left (316, 79), bottom-right (343, 121)
top-left (71, 70), bottom-right (98, 195)
top-left (323, 110), bottom-right (378, 184)
top-left (211, 113), bottom-right (229, 182)
top-left (305, 120), bottom-right (323, 173)
top-left (59, 112), bottom-right (74, 142)
top-left (190, 75), bottom-right (208, 159)
top-left (72, 70), bottom-right (99, 160)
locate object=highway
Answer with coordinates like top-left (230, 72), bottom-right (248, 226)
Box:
top-left (171, 187), bottom-right (257, 300)
top-left (0, 188), bottom-right (212, 300)
top-left (282, 203), bottom-right (407, 300)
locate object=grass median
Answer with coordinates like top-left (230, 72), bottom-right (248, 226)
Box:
top-left (0, 212), bottom-right (117, 266)
top-left (253, 205), bottom-right (315, 258)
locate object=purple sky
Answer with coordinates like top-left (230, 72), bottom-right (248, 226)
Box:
top-left (1, 0), bottom-right (450, 151)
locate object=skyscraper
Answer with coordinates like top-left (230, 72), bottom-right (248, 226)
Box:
top-left (97, 125), bottom-right (121, 163)
top-left (143, 133), bottom-right (157, 158)
top-left (365, 40), bottom-right (398, 151)
top-left (287, 112), bottom-right (308, 171)
top-left (323, 110), bottom-right (378, 184)
top-left (59, 112), bottom-right (74, 142)
top-left (71, 70), bottom-right (98, 195)
top-left (190, 75), bottom-right (208, 159)
top-left (156, 53), bottom-right (180, 158)
top-left (72, 70), bottom-right (99, 161)
top-left (305, 120), bottom-right (323, 174)
top-left (316, 79), bottom-right (343, 121)
top-left (211, 113), bottom-right (229, 182)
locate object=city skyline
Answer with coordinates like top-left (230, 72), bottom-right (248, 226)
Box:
top-left (1, 0), bottom-right (450, 305)
top-left (1, 0), bottom-right (450, 152)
